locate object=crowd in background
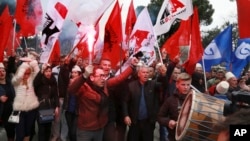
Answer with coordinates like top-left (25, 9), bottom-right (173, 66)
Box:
top-left (0, 48), bottom-right (250, 141)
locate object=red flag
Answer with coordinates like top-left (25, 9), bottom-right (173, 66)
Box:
top-left (182, 7), bottom-right (204, 74)
top-left (0, 6), bottom-right (13, 62)
top-left (125, 0), bottom-right (136, 43)
top-left (5, 28), bottom-right (20, 56)
top-left (48, 39), bottom-right (60, 64)
top-left (14, 0), bottom-right (43, 37)
top-left (236, 0), bottom-right (250, 38)
top-left (161, 19), bottom-right (191, 61)
top-left (102, 0), bottom-right (124, 69)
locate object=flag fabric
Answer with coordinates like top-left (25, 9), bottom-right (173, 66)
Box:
top-left (0, 6), bottom-right (13, 62)
top-left (92, 22), bottom-right (105, 64)
top-left (236, 0), bottom-right (250, 38)
top-left (231, 38), bottom-right (250, 78)
top-left (14, 0), bottom-right (43, 37)
top-left (154, 0), bottom-right (193, 36)
top-left (161, 18), bottom-right (191, 62)
top-left (67, 0), bottom-right (114, 25)
top-left (203, 25), bottom-right (233, 72)
top-left (40, 0), bottom-right (70, 63)
top-left (71, 24), bottom-right (95, 59)
top-left (102, 0), bottom-right (124, 69)
top-left (116, 7), bottom-right (157, 75)
top-left (48, 39), bottom-right (60, 64)
top-left (182, 7), bottom-right (204, 75)
top-left (124, 0), bottom-right (136, 43)
top-left (5, 28), bottom-right (21, 56)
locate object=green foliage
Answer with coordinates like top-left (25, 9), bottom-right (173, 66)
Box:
top-left (201, 27), bottom-right (221, 47)
top-left (193, 0), bottom-right (214, 26)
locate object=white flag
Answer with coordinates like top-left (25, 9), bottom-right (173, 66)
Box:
top-left (116, 7), bottom-right (157, 75)
top-left (67, 0), bottom-right (115, 25)
top-left (154, 0), bottom-right (193, 36)
top-left (40, 0), bottom-right (70, 63)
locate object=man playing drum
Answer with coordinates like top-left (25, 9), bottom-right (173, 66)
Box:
top-left (158, 73), bottom-right (193, 141)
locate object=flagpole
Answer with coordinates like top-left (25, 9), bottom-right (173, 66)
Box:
top-left (13, 19), bottom-right (16, 51)
top-left (202, 56), bottom-right (208, 91)
top-left (155, 42), bottom-right (163, 64)
top-left (24, 37), bottom-right (28, 50)
top-left (119, 42), bottom-right (122, 74)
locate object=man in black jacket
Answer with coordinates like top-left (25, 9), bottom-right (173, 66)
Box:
top-left (123, 64), bottom-right (166, 141)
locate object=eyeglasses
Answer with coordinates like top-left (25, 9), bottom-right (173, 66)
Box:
top-left (94, 74), bottom-right (107, 79)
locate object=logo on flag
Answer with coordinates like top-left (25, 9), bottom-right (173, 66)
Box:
top-left (203, 41), bottom-right (222, 59)
top-left (231, 38), bottom-right (250, 78)
top-left (235, 42), bottom-right (250, 59)
top-left (203, 25), bottom-right (232, 72)
top-left (154, 0), bottom-right (193, 35)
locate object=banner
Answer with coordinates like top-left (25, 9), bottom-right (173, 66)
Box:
top-left (40, 0), bottom-right (70, 63)
top-left (231, 38), bottom-right (250, 78)
top-left (203, 26), bottom-right (232, 72)
top-left (154, 0), bottom-right (193, 36)
top-left (116, 7), bottom-right (157, 75)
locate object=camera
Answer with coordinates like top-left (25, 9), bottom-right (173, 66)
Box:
top-left (133, 51), bottom-right (143, 59)
top-left (223, 90), bottom-right (250, 116)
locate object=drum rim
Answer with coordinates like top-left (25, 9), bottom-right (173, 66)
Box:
top-left (175, 91), bottom-right (196, 140)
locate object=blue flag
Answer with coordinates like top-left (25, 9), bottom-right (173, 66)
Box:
top-left (203, 26), bottom-right (233, 72)
top-left (231, 38), bottom-right (250, 78)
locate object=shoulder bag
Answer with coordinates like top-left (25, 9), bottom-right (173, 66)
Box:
top-left (8, 111), bottom-right (21, 123)
top-left (38, 98), bottom-right (55, 124)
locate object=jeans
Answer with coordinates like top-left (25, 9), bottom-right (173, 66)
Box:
top-left (160, 125), bottom-right (169, 141)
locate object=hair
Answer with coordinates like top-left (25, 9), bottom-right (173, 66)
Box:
top-left (100, 57), bottom-right (111, 63)
top-left (136, 65), bottom-right (149, 73)
top-left (176, 72), bottom-right (192, 82)
top-left (90, 66), bottom-right (102, 76)
top-left (43, 65), bottom-right (52, 73)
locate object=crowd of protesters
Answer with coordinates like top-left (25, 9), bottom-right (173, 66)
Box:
top-left (0, 48), bottom-right (250, 141)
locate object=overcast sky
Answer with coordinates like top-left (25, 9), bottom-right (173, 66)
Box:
top-left (201, 0), bottom-right (237, 30)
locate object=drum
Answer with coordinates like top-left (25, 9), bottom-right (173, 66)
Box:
top-left (176, 92), bottom-right (226, 141)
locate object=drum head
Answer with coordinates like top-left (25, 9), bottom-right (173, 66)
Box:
top-left (176, 93), bottom-right (194, 140)
top-left (175, 92), bottom-right (225, 141)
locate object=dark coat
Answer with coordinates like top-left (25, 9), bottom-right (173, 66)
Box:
top-left (33, 72), bottom-right (59, 110)
top-left (0, 78), bottom-right (15, 121)
top-left (122, 79), bottom-right (161, 124)
top-left (157, 90), bottom-right (190, 141)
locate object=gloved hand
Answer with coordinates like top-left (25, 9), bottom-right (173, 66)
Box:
top-left (83, 65), bottom-right (94, 78)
